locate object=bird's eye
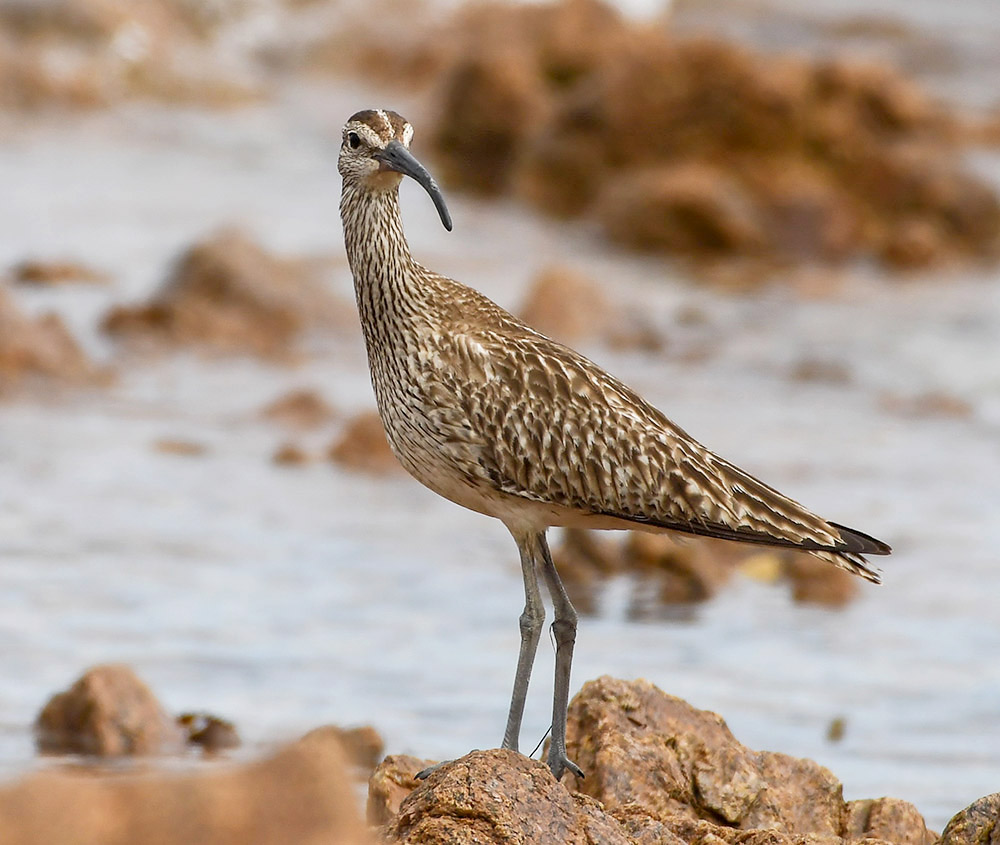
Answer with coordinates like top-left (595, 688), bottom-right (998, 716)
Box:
top-left (348, 132), bottom-right (361, 150)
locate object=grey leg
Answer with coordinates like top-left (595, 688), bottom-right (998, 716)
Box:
top-left (537, 532), bottom-right (584, 780)
top-left (501, 529), bottom-right (545, 752)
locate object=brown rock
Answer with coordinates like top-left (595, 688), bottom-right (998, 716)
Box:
top-left (784, 552), bottom-right (859, 607)
top-left (880, 390), bottom-right (974, 419)
top-left (551, 527), bottom-right (623, 614)
top-left (328, 410), bottom-right (401, 475)
top-left (517, 265), bottom-right (664, 352)
top-left (565, 676), bottom-right (846, 835)
top-left (0, 287), bottom-right (101, 394)
top-left (0, 727), bottom-right (370, 845)
top-left (421, 0), bottom-right (999, 274)
top-left (789, 358), bottom-right (852, 384)
top-left (101, 229), bottom-right (343, 358)
top-left (153, 438), bottom-right (207, 456)
top-left (431, 48), bottom-right (549, 195)
top-left (552, 531), bottom-right (747, 617)
top-left (381, 748), bottom-right (634, 844)
top-left (748, 161), bottom-right (860, 261)
top-left (370, 680), bottom-right (938, 845)
top-left (302, 724), bottom-right (384, 772)
top-left (518, 265), bottom-right (612, 346)
top-left (261, 388), bottom-right (337, 428)
top-left (0, 0), bottom-right (261, 111)
top-left (939, 792), bottom-right (1000, 845)
top-left (367, 753), bottom-right (437, 826)
top-left (599, 163), bottom-right (767, 257)
top-left (430, 0), bottom-right (627, 196)
top-left (176, 712), bottom-right (241, 752)
top-left (881, 218), bottom-right (950, 269)
top-left (845, 797), bottom-right (936, 845)
top-left (624, 534), bottom-right (738, 605)
top-left (9, 259), bottom-right (109, 285)
top-left (35, 664), bottom-right (184, 756)
top-left (273, 442), bottom-right (311, 465)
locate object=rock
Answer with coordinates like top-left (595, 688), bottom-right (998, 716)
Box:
top-left (1, 727), bottom-right (370, 845)
top-left (429, 0), bottom-right (626, 196)
top-left (518, 265), bottom-right (613, 346)
top-left (381, 748), bottom-right (634, 844)
top-left (517, 265), bottom-right (663, 352)
top-left (0, 0), bottom-right (261, 111)
top-left (367, 753), bottom-right (438, 826)
top-left (431, 48), bottom-right (549, 195)
top-left (881, 218), bottom-right (951, 269)
top-left (176, 712), bottom-right (241, 752)
top-left (784, 552), bottom-right (859, 607)
top-left (624, 533), bottom-right (739, 605)
top-left (273, 442), bottom-right (311, 465)
top-left (9, 259), bottom-right (109, 285)
top-left (420, 0), bottom-right (999, 275)
top-left (939, 792), bottom-right (1000, 845)
top-left (261, 388), bottom-right (337, 428)
top-left (562, 676), bottom-right (926, 840)
top-left (789, 358), bottom-right (852, 384)
top-left (599, 163), bottom-right (767, 258)
top-left (35, 664), bottom-right (185, 756)
top-left (845, 797), bottom-right (937, 845)
top-left (552, 531), bottom-right (752, 617)
top-left (302, 725), bottom-right (384, 772)
top-left (748, 161), bottom-right (860, 261)
top-left (153, 438), bottom-right (207, 456)
top-left (328, 410), bottom-right (401, 475)
top-left (551, 528), bottom-right (625, 614)
top-left (372, 679), bottom-right (940, 845)
top-left (880, 390), bottom-right (974, 419)
top-left (101, 229), bottom-right (343, 358)
top-left (0, 286), bottom-right (101, 394)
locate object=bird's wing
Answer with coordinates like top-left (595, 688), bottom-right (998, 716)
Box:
top-left (432, 325), bottom-right (888, 572)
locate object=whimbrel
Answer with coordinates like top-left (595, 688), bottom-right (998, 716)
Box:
top-left (338, 108), bottom-right (890, 780)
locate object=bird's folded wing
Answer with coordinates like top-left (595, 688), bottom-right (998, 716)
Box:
top-left (429, 327), bottom-right (886, 559)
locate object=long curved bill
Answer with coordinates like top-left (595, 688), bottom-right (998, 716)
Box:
top-left (375, 140), bottom-right (453, 232)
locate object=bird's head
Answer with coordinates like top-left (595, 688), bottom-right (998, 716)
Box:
top-left (339, 109), bottom-right (452, 231)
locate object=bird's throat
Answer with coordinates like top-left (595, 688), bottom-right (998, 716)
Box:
top-left (340, 180), bottom-right (424, 335)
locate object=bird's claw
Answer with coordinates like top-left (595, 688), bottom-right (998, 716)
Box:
top-left (548, 750), bottom-right (585, 780)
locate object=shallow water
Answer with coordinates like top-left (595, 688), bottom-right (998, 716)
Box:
top-left (1, 75), bottom-right (999, 832)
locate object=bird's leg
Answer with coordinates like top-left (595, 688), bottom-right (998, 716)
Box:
top-left (537, 532), bottom-right (584, 780)
top-left (501, 530), bottom-right (545, 752)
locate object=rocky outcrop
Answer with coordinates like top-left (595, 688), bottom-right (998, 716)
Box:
top-left (939, 793), bottom-right (1000, 845)
top-left (328, 410), bottom-right (402, 475)
top-left (382, 749), bottom-right (634, 844)
top-left (1, 727), bottom-right (369, 845)
top-left (374, 677), bottom-right (938, 845)
top-left (419, 0), bottom-right (1000, 277)
top-left (34, 664), bottom-right (184, 757)
top-left (261, 388), bottom-right (337, 429)
top-left (552, 529), bottom-right (851, 612)
top-left (101, 229), bottom-right (346, 358)
top-left (517, 265), bottom-right (663, 352)
top-left (0, 286), bottom-right (101, 395)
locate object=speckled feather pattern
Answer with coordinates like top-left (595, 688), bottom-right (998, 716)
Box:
top-left (339, 110), bottom-right (889, 583)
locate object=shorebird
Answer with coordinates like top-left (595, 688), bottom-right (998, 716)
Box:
top-left (338, 108), bottom-right (890, 780)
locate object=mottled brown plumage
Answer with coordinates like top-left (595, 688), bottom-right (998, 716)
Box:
top-left (338, 108), bottom-right (890, 780)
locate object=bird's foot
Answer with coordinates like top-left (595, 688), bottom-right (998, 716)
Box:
top-left (547, 748), bottom-right (584, 781)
